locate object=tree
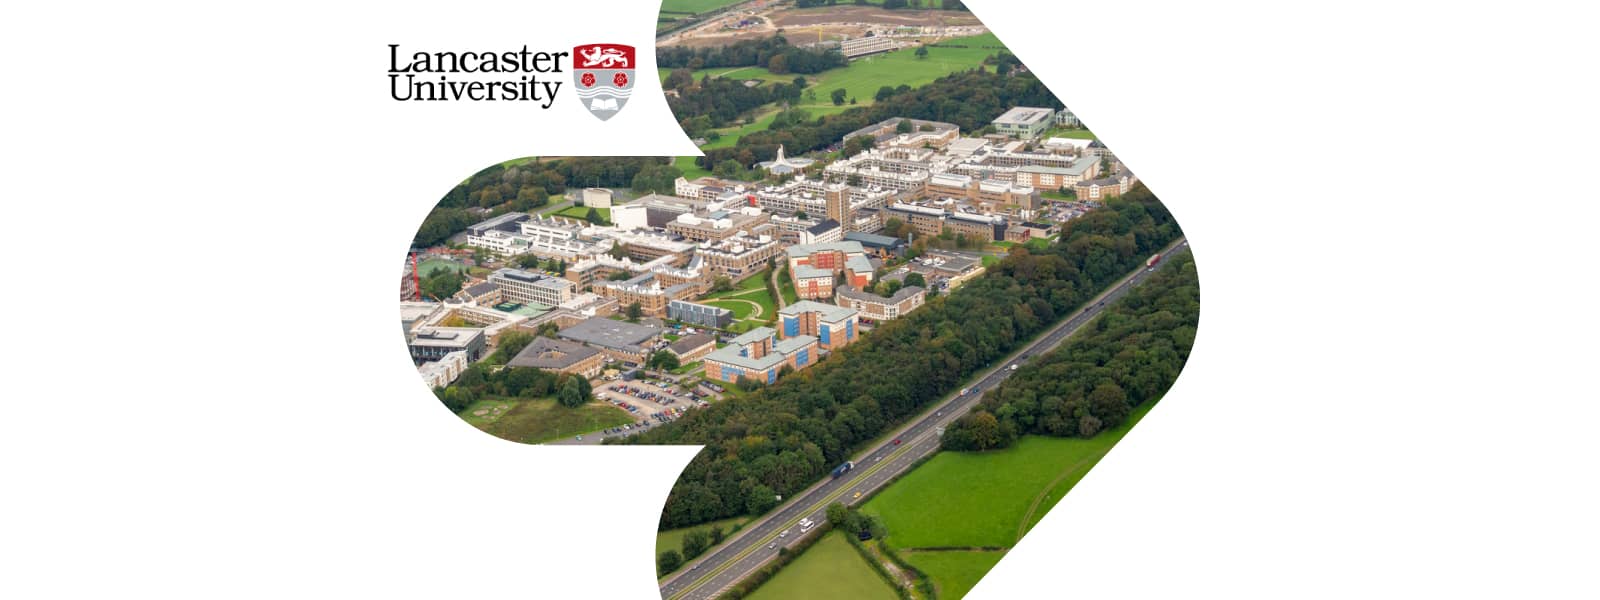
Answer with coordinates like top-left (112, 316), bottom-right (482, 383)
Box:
top-left (829, 88), bottom-right (847, 105)
top-left (826, 502), bottom-right (849, 527)
top-left (585, 207), bottom-right (604, 224)
top-left (710, 525), bottom-right (726, 545)
top-left (903, 272), bottom-right (926, 289)
top-left (915, 45), bottom-right (929, 59)
top-left (713, 159), bottom-right (745, 180)
top-left (626, 302), bottom-right (643, 322)
top-left (658, 550), bottom-right (682, 575)
top-left (663, 68), bottom-right (693, 91)
top-left (649, 350), bottom-right (681, 372)
top-left (712, 276), bottom-right (735, 292)
top-left (896, 119), bottom-right (914, 134)
top-left (682, 529), bottom-right (710, 559)
top-left (792, 76), bottom-right (807, 89)
top-left (874, 85), bottom-right (896, 102)
top-left (557, 376), bottom-right (588, 408)
top-left (968, 411), bottom-right (1002, 450)
top-left (767, 53), bottom-right (789, 75)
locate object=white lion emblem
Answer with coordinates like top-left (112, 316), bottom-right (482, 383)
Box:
top-left (579, 46), bottom-right (629, 68)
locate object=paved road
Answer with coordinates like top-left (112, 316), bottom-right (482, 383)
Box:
top-left (658, 237), bottom-right (1189, 600)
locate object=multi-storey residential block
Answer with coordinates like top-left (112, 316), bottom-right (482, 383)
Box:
top-left (835, 285), bottom-right (926, 321)
top-left (666, 300), bottom-right (733, 329)
top-left (1075, 171), bottom-right (1138, 202)
top-left (703, 327), bottom-right (819, 384)
top-left (787, 241), bottom-right (874, 299)
top-left (418, 350), bottom-right (469, 389)
top-left (697, 233), bottom-right (783, 281)
top-left (778, 301), bottom-right (859, 350)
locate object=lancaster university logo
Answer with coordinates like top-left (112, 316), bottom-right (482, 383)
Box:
top-left (573, 44), bottom-right (634, 121)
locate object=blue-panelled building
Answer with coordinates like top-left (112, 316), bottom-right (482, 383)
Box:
top-left (777, 301), bottom-right (860, 351)
top-left (702, 326), bottom-right (820, 385)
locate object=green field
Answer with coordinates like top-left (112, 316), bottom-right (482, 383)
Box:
top-left (1043, 127), bottom-right (1097, 140)
top-left (700, 271), bottom-right (778, 323)
top-left (659, 32), bottom-right (1005, 174)
top-left (850, 401), bottom-right (1159, 597)
top-left (863, 400), bottom-right (1158, 549)
top-left (660, 0), bottom-right (743, 14)
top-left (545, 205), bottom-right (609, 222)
top-left (656, 516), bottom-right (748, 558)
top-left (418, 257), bottom-right (464, 277)
top-left (902, 550), bottom-right (1005, 599)
top-left (745, 532), bottom-right (899, 600)
top-left (674, 155), bottom-right (713, 180)
top-left (458, 397), bottom-right (633, 444)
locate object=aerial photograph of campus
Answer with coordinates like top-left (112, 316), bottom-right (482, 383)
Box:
top-left (400, 1), bottom-right (1197, 598)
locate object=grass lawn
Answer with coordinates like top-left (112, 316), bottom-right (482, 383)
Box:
top-left (903, 550), bottom-right (1006, 600)
top-left (418, 257), bottom-right (464, 277)
top-left (544, 205), bottom-right (609, 223)
top-left (862, 401), bottom-right (1158, 549)
top-left (665, 34), bottom-right (1001, 115)
top-left (459, 396), bottom-right (633, 445)
top-left (660, 0), bottom-right (742, 14)
top-left (705, 299), bottom-right (764, 321)
top-left (656, 516), bottom-right (748, 558)
top-left (745, 532), bottom-right (899, 600)
top-left (776, 270), bottom-right (798, 305)
top-left (674, 155), bottom-right (713, 180)
top-left (1043, 127), bottom-right (1098, 140)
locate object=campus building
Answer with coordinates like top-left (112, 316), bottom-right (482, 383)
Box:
top-left (696, 233), bottom-right (783, 281)
top-left (843, 117), bottom-right (961, 149)
top-left (417, 350), bottom-right (469, 389)
top-left (667, 300), bottom-right (734, 329)
top-left (778, 301), bottom-right (859, 350)
top-left (507, 336), bottom-right (605, 379)
top-left (666, 332), bottom-right (716, 364)
top-left (786, 241), bottom-right (874, 300)
top-left (488, 268), bottom-right (577, 307)
top-left (840, 36), bottom-right (897, 59)
top-left (835, 285), bottom-right (926, 322)
top-left (408, 327), bottom-right (487, 362)
top-left (703, 327), bottom-right (819, 385)
top-left (665, 206), bottom-right (773, 243)
top-left (1075, 172), bottom-right (1139, 202)
top-left (991, 106), bottom-right (1056, 140)
top-left (557, 317), bottom-right (662, 365)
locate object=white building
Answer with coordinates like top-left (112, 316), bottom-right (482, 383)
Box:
top-left (611, 203), bottom-right (648, 231)
top-left (489, 268), bottom-right (577, 306)
top-left (581, 187), bottom-right (613, 208)
top-left (418, 350), bottom-right (468, 389)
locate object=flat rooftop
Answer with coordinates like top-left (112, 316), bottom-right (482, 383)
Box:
top-left (558, 317), bottom-right (660, 350)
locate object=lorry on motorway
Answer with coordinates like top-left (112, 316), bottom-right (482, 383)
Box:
top-left (831, 461), bottom-right (855, 478)
top-left (1146, 253), bottom-right (1162, 270)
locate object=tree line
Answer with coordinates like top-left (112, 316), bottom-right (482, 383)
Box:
top-left (412, 157), bottom-right (678, 248)
top-left (624, 184), bottom-right (1183, 530)
top-left (657, 35), bottom-right (845, 75)
top-left (940, 250), bottom-right (1198, 451)
top-left (696, 67), bottom-right (1063, 171)
top-left (432, 330), bottom-right (593, 413)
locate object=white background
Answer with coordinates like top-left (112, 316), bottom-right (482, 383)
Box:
top-left (2, 0), bottom-right (1596, 598)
